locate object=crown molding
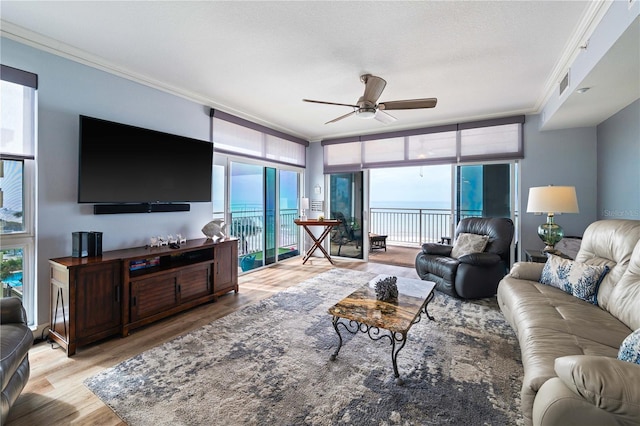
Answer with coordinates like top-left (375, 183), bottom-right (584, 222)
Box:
top-left (0, 20), bottom-right (309, 141)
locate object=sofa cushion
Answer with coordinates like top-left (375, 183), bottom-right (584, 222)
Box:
top-left (554, 355), bottom-right (640, 418)
top-left (450, 233), bottom-right (488, 258)
top-left (606, 240), bottom-right (640, 331)
top-left (575, 219), bottom-right (640, 315)
top-left (618, 329), bottom-right (640, 364)
top-left (540, 254), bottom-right (609, 305)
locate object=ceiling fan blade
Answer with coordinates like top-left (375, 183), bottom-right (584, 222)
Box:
top-left (378, 98), bottom-right (438, 110)
top-left (325, 111), bottom-right (356, 124)
top-left (361, 74), bottom-right (387, 103)
top-left (374, 109), bottom-right (397, 124)
top-left (303, 99), bottom-right (359, 108)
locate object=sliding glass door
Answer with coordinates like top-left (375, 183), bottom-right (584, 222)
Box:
top-left (329, 172), bottom-right (364, 259)
top-left (215, 156), bottom-right (302, 273)
top-left (456, 163), bottom-right (514, 221)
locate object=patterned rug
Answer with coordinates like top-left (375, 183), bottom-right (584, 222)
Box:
top-left (85, 269), bottom-right (523, 425)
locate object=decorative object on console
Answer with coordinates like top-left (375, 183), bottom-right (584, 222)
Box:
top-left (373, 275), bottom-right (398, 301)
top-left (201, 219), bottom-right (226, 240)
top-left (526, 185), bottom-right (579, 253)
top-left (539, 254), bottom-right (610, 305)
top-left (177, 234), bottom-right (187, 244)
top-left (157, 235), bottom-right (168, 246)
top-left (299, 197), bottom-right (309, 221)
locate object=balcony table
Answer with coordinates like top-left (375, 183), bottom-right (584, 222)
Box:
top-left (294, 219), bottom-right (341, 265)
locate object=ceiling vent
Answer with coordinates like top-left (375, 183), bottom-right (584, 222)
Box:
top-left (559, 70), bottom-right (570, 96)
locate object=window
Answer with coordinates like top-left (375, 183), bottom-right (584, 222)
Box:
top-left (1, 65), bottom-right (37, 325)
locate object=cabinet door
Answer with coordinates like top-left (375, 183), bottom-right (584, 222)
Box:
top-left (178, 263), bottom-right (212, 303)
top-left (214, 241), bottom-right (238, 295)
top-left (131, 273), bottom-right (178, 322)
top-left (76, 262), bottom-right (122, 340)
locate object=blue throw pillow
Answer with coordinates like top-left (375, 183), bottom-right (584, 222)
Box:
top-left (618, 329), bottom-right (640, 364)
top-left (539, 254), bottom-right (609, 305)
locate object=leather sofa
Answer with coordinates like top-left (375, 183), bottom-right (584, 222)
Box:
top-left (415, 217), bottom-right (514, 299)
top-left (497, 219), bottom-right (640, 425)
top-left (1, 297), bottom-right (33, 423)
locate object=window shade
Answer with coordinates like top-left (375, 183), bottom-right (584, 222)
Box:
top-left (323, 140), bottom-right (362, 173)
top-left (210, 109), bottom-right (308, 167)
top-left (460, 123), bottom-right (522, 161)
top-left (321, 116), bottom-right (523, 173)
top-left (1, 65), bottom-right (37, 159)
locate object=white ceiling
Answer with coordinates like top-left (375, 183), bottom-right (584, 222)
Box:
top-left (1, 1), bottom-right (637, 141)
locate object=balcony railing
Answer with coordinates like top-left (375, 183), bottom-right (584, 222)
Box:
top-left (369, 208), bottom-right (483, 246)
top-left (218, 207), bottom-right (514, 260)
top-left (224, 208), bottom-right (299, 256)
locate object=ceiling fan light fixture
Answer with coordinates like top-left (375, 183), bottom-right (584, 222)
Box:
top-left (356, 108), bottom-right (376, 119)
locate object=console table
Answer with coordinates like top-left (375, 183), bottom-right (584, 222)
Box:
top-left (294, 219), bottom-right (341, 265)
top-left (49, 238), bottom-right (238, 356)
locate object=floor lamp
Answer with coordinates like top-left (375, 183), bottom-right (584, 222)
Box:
top-left (526, 185), bottom-right (579, 253)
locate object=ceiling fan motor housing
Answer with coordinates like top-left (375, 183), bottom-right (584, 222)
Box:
top-left (356, 99), bottom-right (377, 119)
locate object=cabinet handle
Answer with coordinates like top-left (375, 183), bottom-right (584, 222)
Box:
top-left (132, 296), bottom-right (136, 306)
top-left (177, 284), bottom-right (181, 293)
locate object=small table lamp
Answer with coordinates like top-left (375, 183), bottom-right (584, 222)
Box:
top-left (526, 185), bottom-right (579, 253)
top-left (299, 197), bottom-right (310, 221)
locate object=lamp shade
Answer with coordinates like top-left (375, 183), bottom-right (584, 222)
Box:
top-left (300, 197), bottom-right (310, 210)
top-left (526, 186), bottom-right (579, 214)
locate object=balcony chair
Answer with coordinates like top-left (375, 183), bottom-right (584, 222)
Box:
top-left (415, 217), bottom-right (514, 299)
top-left (331, 212), bottom-right (362, 256)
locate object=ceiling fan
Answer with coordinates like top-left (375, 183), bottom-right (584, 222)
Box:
top-left (303, 74), bottom-right (437, 124)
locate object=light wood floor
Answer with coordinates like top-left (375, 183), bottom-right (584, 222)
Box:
top-left (6, 257), bottom-right (419, 425)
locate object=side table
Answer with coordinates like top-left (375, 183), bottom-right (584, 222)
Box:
top-left (524, 248), bottom-right (572, 263)
top-left (294, 219), bottom-right (341, 265)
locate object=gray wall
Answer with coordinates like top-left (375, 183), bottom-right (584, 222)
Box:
top-left (2, 37), bottom-right (214, 326)
top-left (520, 115), bottom-right (598, 254)
top-left (597, 99), bottom-right (640, 220)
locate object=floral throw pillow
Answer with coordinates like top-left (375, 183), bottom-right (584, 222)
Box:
top-left (618, 329), bottom-right (640, 364)
top-left (450, 233), bottom-right (489, 258)
top-left (540, 254), bottom-right (610, 305)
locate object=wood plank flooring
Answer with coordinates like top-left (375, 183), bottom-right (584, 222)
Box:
top-left (5, 258), bottom-right (419, 425)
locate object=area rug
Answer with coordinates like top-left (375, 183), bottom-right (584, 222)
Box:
top-left (85, 269), bottom-right (524, 425)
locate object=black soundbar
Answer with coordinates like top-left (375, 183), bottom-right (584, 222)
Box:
top-left (93, 203), bottom-right (191, 215)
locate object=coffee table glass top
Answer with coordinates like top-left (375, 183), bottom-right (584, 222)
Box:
top-left (328, 275), bottom-right (436, 334)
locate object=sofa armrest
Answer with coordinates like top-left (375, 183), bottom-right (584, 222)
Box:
top-left (555, 355), bottom-right (640, 417)
top-left (458, 252), bottom-right (501, 266)
top-left (421, 243), bottom-right (452, 256)
top-left (507, 261), bottom-right (545, 281)
top-left (0, 297), bottom-right (28, 325)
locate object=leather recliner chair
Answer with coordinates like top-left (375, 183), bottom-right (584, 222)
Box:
top-left (415, 217), bottom-right (514, 299)
top-left (1, 297), bottom-right (33, 423)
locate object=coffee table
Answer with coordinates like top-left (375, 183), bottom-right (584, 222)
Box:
top-left (328, 275), bottom-right (436, 384)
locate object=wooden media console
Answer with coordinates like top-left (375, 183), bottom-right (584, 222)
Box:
top-left (49, 238), bottom-right (238, 356)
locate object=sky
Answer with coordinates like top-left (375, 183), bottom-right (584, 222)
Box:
top-left (370, 165), bottom-right (452, 207)
top-left (220, 163), bottom-right (454, 212)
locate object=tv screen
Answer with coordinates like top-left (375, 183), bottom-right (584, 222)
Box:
top-left (78, 115), bottom-right (213, 204)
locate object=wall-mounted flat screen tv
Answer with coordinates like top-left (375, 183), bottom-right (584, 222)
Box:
top-left (78, 115), bottom-right (213, 204)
